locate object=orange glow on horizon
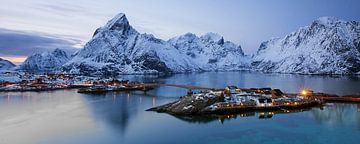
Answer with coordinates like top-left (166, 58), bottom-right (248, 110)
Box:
top-left (0, 56), bottom-right (27, 64)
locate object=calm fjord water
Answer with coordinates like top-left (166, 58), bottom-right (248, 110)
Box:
top-left (0, 72), bottom-right (359, 144)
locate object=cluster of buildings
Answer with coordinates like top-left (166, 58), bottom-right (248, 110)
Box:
top-left (206, 86), bottom-right (314, 109)
top-left (223, 86), bottom-right (312, 107)
top-left (0, 70), bottom-right (152, 92)
top-left (77, 79), bottom-right (154, 93)
top-left (0, 71), bottom-right (134, 91)
top-left (0, 72), bottom-right (78, 91)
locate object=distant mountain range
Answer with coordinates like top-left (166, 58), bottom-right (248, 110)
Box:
top-left (0, 58), bottom-right (15, 70)
top-left (18, 48), bottom-right (70, 72)
top-left (16, 14), bottom-right (360, 75)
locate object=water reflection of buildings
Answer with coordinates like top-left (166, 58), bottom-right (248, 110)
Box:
top-left (0, 91), bottom-right (58, 105)
top-left (174, 109), bottom-right (311, 124)
top-left (152, 97), bottom-right (157, 106)
top-left (218, 112), bottom-right (274, 123)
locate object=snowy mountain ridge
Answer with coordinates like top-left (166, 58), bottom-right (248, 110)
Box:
top-left (17, 14), bottom-right (360, 75)
top-left (0, 58), bottom-right (16, 70)
top-left (62, 13), bottom-right (250, 75)
top-left (19, 48), bottom-right (70, 72)
top-left (252, 17), bottom-right (360, 74)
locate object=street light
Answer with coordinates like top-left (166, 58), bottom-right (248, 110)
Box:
top-left (301, 90), bottom-right (307, 96)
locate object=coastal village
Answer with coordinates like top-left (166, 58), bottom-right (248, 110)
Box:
top-left (1, 70), bottom-right (359, 116)
top-left (0, 70), bottom-right (150, 92)
top-left (148, 85), bottom-right (323, 115)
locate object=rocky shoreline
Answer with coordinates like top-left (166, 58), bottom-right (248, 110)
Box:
top-left (147, 94), bottom-right (221, 115)
top-left (147, 93), bottom-right (322, 116)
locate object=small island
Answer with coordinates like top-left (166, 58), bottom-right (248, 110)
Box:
top-left (147, 86), bottom-right (360, 116)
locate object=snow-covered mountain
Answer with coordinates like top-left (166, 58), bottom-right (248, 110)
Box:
top-left (0, 58), bottom-right (16, 70)
top-left (253, 17), bottom-right (360, 74)
top-left (62, 13), bottom-right (249, 75)
top-left (17, 14), bottom-right (357, 75)
top-left (19, 48), bottom-right (70, 72)
top-left (168, 32), bottom-right (249, 71)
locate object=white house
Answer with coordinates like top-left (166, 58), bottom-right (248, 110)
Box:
top-left (255, 97), bottom-right (273, 107)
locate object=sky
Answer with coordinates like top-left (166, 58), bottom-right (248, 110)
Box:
top-left (0, 0), bottom-right (359, 64)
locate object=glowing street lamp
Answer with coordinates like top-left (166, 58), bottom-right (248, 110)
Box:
top-left (301, 90), bottom-right (308, 96)
top-left (301, 89), bottom-right (313, 97)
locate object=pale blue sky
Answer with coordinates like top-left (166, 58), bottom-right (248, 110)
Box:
top-left (0, 0), bottom-right (359, 63)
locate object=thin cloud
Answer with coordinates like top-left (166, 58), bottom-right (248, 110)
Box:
top-left (0, 28), bottom-right (80, 57)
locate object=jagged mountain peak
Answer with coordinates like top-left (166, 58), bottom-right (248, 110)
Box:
top-left (30, 48), bottom-right (68, 59)
top-left (175, 33), bottom-right (198, 40)
top-left (104, 13), bottom-right (129, 30)
top-left (171, 32), bottom-right (227, 46)
top-left (200, 32), bottom-right (224, 45)
top-left (309, 16), bottom-right (359, 31)
top-left (313, 17), bottom-right (341, 26)
top-left (62, 13), bottom-right (249, 75)
top-left (52, 48), bottom-right (69, 58)
top-left (93, 13), bottom-right (137, 37)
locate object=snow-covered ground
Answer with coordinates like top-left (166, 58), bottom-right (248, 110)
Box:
top-left (0, 70), bottom-right (23, 82)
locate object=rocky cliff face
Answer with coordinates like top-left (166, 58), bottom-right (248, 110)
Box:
top-left (62, 13), bottom-right (249, 76)
top-left (19, 48), bottom-right (70, 72)
top-left (0, 58), bottom-right (16, 70)
top-left (252, 17), bottom-right (360, 74)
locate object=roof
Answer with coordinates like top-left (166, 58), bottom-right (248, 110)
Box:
top-left (273, 89), bottom-right (283, 96)
top-left (226, 85), bottom-right (238, 89)
top-left (260, 88), bottom-right (272, 91)
top-left (258, 97), bottom-right (272, 100)
top-left (264, 91), bottom-right (272, 94)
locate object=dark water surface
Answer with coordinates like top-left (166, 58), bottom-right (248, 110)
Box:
top-left (0, 72), bottom-right (359, 144)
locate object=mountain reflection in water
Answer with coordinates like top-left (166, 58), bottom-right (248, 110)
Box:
top-left (80, 92), bottom-right (169, 136)
top-left (1, 72), bottom-right (360, 144)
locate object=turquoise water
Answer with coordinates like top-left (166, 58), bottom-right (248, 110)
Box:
top-left (0, 72), bottom-right (359, 144)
